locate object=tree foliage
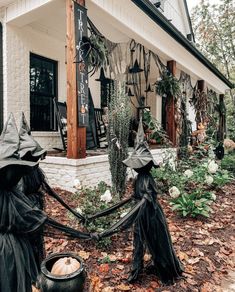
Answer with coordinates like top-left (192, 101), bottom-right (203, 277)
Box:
top-left (191, 0), bottom-right (235, 139)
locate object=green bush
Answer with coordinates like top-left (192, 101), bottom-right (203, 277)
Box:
top-left (170, 190), bottom-right (215, 218)
top-left (70, 182), bottom-right (132, 248)
top-left (221, 154), bottom-right (235, 177)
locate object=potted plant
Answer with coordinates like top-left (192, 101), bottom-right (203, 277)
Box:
top-left (155, 69), bottom-right (181, 97)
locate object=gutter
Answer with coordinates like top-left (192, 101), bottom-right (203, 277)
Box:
top-left (0, 22), bottom-right (3, 132)
top-left (131, 0), bottom-right (233, 89)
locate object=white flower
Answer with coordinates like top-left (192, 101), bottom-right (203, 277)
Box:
top-left (210, 193), bottom-right (217, 201)
top-left (100, 190), bottom-right (112, 203)
top-left (74, 178), bottom-right (82, 190)
top-left (184, 170), bottom-right (193, 178)
top-left (76, 207), bottom-right (83, 214)
top-left (169, 186), bottom-right (180, 199)
top-left (208, 160), bottom-right (219, 174)
top-left (205, 175), bottom-right (214, 185)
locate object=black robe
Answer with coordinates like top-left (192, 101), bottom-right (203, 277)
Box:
top-left (131, 171), bottom-right (183, 284)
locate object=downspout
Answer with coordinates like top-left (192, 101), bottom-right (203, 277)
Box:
top-left (0, 22), bottom-right (3, 132)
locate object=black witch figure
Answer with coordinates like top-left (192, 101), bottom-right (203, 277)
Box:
top-left (122, 118), bottom-right (183, 284)
top-left (17, 113), bottom-right (86, 267)
top-left (0, 113), bottom-right (47, 292)
top-left (18, 112), bottom-right (48, 267)
top-left (0, 114), bottom-right (90, 292)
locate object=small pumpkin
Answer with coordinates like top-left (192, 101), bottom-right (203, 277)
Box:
top-left (51, 257), bottom-right (81, 276)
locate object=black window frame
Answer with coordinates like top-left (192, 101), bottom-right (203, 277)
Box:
top-left (30, 53), bottom-right (58, 131)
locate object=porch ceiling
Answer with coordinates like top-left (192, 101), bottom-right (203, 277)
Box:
top-left (87, 0), bottom-right (231, 93)
top-left (0, 0), bottom-right (15, 8)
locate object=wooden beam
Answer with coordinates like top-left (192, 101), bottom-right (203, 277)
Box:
top-left (66, 0), bottom-right (86, 159)
top-left (166, 60), bottom-right (176, 146)
top-left (197, 79), bottom-right (206, 92)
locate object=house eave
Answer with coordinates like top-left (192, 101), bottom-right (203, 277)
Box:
top-left (131, 0), bottom-right (233, 89)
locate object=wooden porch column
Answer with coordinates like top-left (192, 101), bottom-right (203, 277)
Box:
top-left (66, 0), bottom-right (86, 159)
top-left (196, 79), bottom-right (206, 125)
top-left (166, 60), bottom-right (176, 146)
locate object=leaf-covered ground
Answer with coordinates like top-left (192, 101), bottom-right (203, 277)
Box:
top-left (44, 182), bottom-right (235, 292)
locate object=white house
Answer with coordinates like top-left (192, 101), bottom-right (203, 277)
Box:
top-left (0, 0), bottom-right (232, 190)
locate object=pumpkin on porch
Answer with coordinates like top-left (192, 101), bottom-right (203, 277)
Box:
top-left (51, 257), bottom-right (81, 276)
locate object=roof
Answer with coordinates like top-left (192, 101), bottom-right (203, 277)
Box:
top-left (131, 0), bottom-right (233, 89)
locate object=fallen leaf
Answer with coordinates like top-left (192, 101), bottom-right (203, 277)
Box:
top-left (78, 250), bottom-right (90, 260)
top-left (99, 263), bottom-right (110, 273)
top-left (109, 254), bottom-right (117, 262)
top-left (89, 275), bottom-right (103, 292)
top-left (102, 287), bottom-right (114, 292)
top-left (116, 283), bottom-right (131, 291)
top-left (190, 248), bottom-right (204, 257)
top-left (111, 268), bottom-right (121, 275)
top-left (186, 278), bottom-right (198, 285)
top-left (178, 251), bottom-right (189, 261)
top-left (187, 257), bottom-right (200, 265)
top-left (116, 264), bottom-right (125, 270)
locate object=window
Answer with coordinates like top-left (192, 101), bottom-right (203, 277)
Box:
top-left (30, 53), bottom-right (57, 131)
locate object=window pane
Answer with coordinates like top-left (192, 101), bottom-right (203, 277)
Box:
top-left (30, 54), bottom-right (57, 131)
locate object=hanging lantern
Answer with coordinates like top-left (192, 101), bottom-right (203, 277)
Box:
top-left (129, 60), bottom-right (144, 74)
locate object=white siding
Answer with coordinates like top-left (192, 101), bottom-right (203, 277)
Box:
top-left (162, 0), bottom-right (189, 36)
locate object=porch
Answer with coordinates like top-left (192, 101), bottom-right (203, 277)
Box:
top-left (1, 0), bottom-right (232, 188)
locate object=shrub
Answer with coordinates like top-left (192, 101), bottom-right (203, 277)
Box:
top-left (170, 190), bottom-right (215, 218)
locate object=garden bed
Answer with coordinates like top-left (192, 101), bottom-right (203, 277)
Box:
top-left (44, 181), bottom-right (235, 292)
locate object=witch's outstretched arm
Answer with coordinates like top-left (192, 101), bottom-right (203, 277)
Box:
top-left (45, 217), bottom-right (91, 239)
top-left (42, 181), bottom-right (85, 222)
top-left (87, 197), bottom-right (132, 221)
top-left (99, 197), bottom-right (147, 239)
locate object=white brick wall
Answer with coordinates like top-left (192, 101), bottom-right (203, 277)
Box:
top-left (40, 148), bottom-right (177, 192)
top-left (3, 23), bottom-right (66, 149)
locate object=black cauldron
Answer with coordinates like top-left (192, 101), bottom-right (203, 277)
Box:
top-left (39, 252), bottom-right (85, 292)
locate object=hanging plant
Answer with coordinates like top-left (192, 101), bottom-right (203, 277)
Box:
top-left (79, 34), bottom-right (109, 76)
top-left (155, 69), bottom-right (181, 97)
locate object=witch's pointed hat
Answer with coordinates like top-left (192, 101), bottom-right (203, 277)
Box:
top-left (123, 117), bottom-right (159, 170)
top-left (19, 112), bottom-right (46, 161)
top-left (0, 113), bottom-right (20, 160)
top-left (0, 113), bottom-right (37, 187)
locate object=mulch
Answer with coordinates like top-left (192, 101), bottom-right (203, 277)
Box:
top-left (44, 182), bottom-right (235, 292)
